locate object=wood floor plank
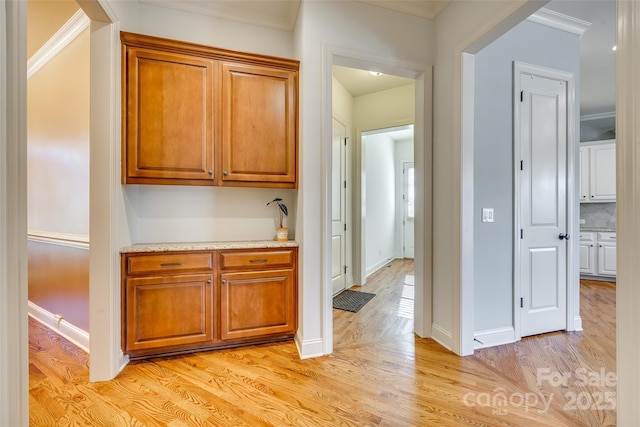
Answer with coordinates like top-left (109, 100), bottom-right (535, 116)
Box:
top-left (29, 259), bottom-right (616, 426)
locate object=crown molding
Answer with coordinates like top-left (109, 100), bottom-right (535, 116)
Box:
top-left (527, 7), bottom-right (591, 37)
top-left (27, 9), bottom-right (90, 79)
top-left (140, 0), bottom-right (299, 32)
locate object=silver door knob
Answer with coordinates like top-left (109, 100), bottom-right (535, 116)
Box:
top-left (559, 233), bottom-right (570, 240)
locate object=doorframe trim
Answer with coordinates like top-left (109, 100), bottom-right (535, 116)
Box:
top-left (512, 61), bottom-right (578, 341)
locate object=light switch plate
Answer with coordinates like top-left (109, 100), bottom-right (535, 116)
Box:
top-left (482, 208), bottom-right (494, 223)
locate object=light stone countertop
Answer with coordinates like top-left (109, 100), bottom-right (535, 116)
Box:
top-left (580, 227), bottom-right (616, 233)
top-left (120, 240), bottom-right (299, 253)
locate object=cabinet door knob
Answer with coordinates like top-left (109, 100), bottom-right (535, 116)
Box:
top-left (222, 279), bottom-right (227, 284)
top-left (208, 170), bottom-right (213, 175)
top-left (223, 171), bottom-right (228, 176)
top-left (207, 279), bottom-right (212, 284)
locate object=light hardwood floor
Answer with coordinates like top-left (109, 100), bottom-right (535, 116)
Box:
top-left (29, 260), bottom-right (616, 426)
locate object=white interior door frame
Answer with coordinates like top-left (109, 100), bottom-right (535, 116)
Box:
top-left (322, 44), bottom-right (432, 354)
top-left (513, 61), bottom-right (578, 341)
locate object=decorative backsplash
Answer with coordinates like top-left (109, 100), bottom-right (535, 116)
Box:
top-left (580, 202), bottom-right (616, 230)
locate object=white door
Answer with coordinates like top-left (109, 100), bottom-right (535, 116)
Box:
top-left (403, 162), bottom-right (415, 259)
top-left (332, 118), bottom-right (347, 295)
top-left (517, 67), bottom-right (569, 337)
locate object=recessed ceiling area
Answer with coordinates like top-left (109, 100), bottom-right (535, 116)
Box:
top-left (332, 65), bottom-right (414, 98)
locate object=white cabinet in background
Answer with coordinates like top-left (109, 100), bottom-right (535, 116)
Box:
top-left (579, 140), bottom-right (616, 203)
top-left (596, 232), bottom-right (617, 277)
top-left (580, 231), bottom-right (616, 278)
top-left (579, 232), bottom-right (596, 275)
top-left (579, 147), bottom-right (590, 202)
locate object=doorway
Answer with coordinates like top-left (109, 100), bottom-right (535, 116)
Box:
top-left (360, 125), bottom-right (414, 279)
top-left (402, 161), bottom-right (415, 259)
top-left (323, 54), bottom-right (432, 353)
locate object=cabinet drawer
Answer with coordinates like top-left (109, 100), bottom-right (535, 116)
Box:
top-left (597, 232), bottom-right (616, 242)
top-left (580, 232), bottom-right (595, 242)
top-left (127, 252), bottom-right (213, 275)
top-left (219, 250), bottom-right (294, 270)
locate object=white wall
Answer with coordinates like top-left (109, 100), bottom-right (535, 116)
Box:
top-left (473, 20), bottom-right (580, 335)
top-left (363, 132), bottom-right (396, 275)
top-left (294, 1), bottom-right (432, 356)
top-left (106, 1), bottom-right (298, 245)
top-left (433, 0), bottom-right (546, 353)
top-left (28, 28), bottom-right (90, 236)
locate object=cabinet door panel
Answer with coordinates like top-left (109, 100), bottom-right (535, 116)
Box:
top-left (126, 274), bottom-right (214, 351)
top-left (579, 146), bottom-right (589, 201)
top-left (125, 48), bottom-right (215, 182)
top-left (597, 243), bottom-right (617, 276)
top-left (220, 269), bottom-right (296, 340)
top-left (221, 63), bottom-right (297, 186)
top-left (589, 144), bottom-right (616, 201)
top-left (579, 242), bottom-right (595, 274)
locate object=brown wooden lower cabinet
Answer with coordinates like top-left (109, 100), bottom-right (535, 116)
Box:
top-left (125, 273), bottom-right (214, 352)
top-left (121, 247), bottom-right (297, 358)
top-left (220, 269), bottom-right (295, 341)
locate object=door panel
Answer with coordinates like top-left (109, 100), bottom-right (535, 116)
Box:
top-left (332, 118), bottom-right (347, 295)
top-left (518, 69), bottom-right (568, 337)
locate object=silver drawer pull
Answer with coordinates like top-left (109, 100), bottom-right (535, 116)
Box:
top-left (249, 259), bottom-right (268, 263)
top-left (160, 262), bottom-right (182, 267)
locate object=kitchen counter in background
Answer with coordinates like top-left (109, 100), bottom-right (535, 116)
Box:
top-left (580, 227), bottom-right (616, 232)
top-left (121, 240), bottom-right (299, 253)
top-left (580, 202), bottom-right (616, 231)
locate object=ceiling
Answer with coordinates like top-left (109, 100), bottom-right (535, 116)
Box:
top-left (331, 1), bottom-right (615, 118)
top-left (332, 66), bottom-right (414, 98)
top-left (544, 0), bottom-right (616, 118)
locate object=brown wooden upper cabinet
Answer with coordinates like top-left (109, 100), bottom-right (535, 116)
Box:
top-left (121, 32), bottom-right (299, 188)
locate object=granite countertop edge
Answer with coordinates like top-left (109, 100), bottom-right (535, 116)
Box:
top-left (580, 227), bottom-right (616, 232)
top-left (121, 240), bottom-right (299, 253)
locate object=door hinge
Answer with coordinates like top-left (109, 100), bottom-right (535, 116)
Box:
top-left (344, 266), bottom-right (347, 274)
top-left (344, 180), bottom-right (347, 188)
top-left (520, 91), bottom-right (524, 102)
top-left (520, 160), bottom-right (523, 171)
top-left (344, 224), bottom-right (347, 231)
top-left (520, 229), bottom-right (523, 239)
top-left (344, 137), bottom-right (348, 146)
top-left (520, 297), bottom-right (524, 308)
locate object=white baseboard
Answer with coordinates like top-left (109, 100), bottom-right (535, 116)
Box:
top-left (365, 257), bottom-right (394, 277)
top-left (572, 316), bottom-right (583, 331)
top-left (473, 327), bottom-right (516, 350)
top-left (118, 351), bottom-right (130, 376)
top-left (28, 301), bottom-right (90, 353)
top-left (295, 332), bottom-right (324, 359)
top-left (431, 323), bottom-right (452, 351)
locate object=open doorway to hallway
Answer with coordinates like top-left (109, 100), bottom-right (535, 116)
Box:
top-left (330, 64), bottom-right (416, 342)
